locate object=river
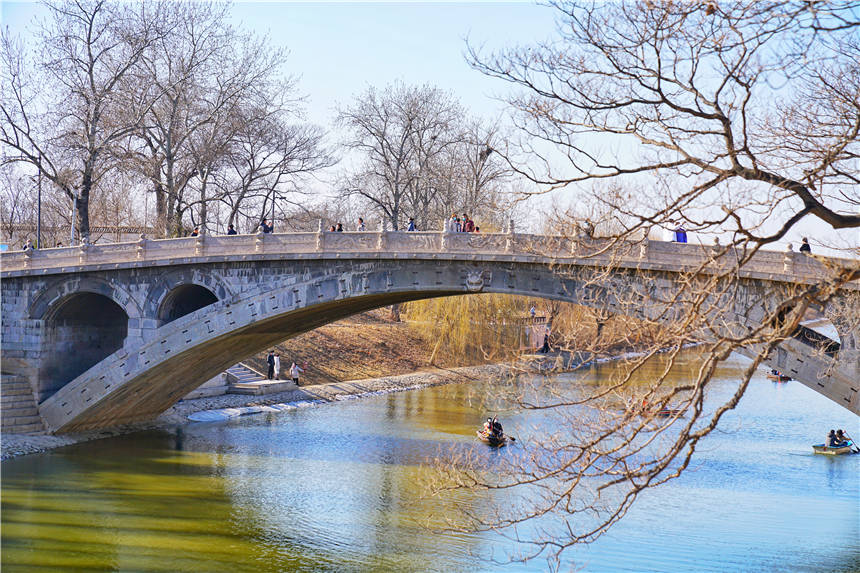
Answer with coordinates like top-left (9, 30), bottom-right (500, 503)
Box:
top-left (2, 350), bottom-right (858, 572)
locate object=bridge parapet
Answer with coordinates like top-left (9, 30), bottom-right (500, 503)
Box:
top-left (1, 232), bottom-right (856, 290)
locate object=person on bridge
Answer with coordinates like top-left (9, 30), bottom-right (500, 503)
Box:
top-left (357, 217), bottom-right (366, 231)
top-left (190, 227), bottom-right (199, 237)
top-left (290, 361), bottom-right (304, 385)
top-left (335, 223), bottom-right (344, 232)
top-left (446, 214), bottom-right (458, 232)
top-left (227, 224), bottom-right (237, 235)
top-left (799, 237), bottom-right (811, 253)
top-left (407, 217), bottom-right (416, 231)
top-left (266, 350), bottom-right (276, 379)
top-left (674, 224), bottom-right (687, 243)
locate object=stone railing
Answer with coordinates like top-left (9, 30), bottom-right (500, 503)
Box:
top-left (1, 229), bottom-right (856, 288)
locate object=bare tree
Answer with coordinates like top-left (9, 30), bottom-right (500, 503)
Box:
top-left (218, 103), bottom-right (333, 233)
top-left (1, 0), bottom-right (164, 241)
top-left (337, 82), bottom-right (464, 230)
top-left (468, 1), bottom-right (859, 247)
top-left (426, 2), bottom-right (860, 565)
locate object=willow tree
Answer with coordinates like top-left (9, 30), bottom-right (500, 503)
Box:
top-left (431, 1), bottom-right (860, 566)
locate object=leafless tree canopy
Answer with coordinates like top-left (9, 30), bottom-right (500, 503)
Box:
top-left (1, 0), bottom-right (331, 240)
top-left (468, 1), bottom-right (859, 248)
top-left (337, 82), bottom-right (514, 231)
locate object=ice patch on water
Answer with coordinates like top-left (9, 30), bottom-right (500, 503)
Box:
top-left (188, 382), bottom-right (441, 422)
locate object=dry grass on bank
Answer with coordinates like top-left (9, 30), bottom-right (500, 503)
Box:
top-left (247, 300), bottom-right (670, 387)
top-left (246, 309), bottom-right (476, 385)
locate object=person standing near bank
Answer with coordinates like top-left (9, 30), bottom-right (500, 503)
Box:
top-left (290, 361), bottom-right (304, 385)
top-left (266, 350), bottom-right (275, 379)
top-left (273, 353), bottom-right (281, 380)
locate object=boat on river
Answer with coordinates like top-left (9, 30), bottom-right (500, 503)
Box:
top-left (766, 370), bottom-right (791, 381)
top-left (476, 429), bottom-right (508, 447)
top-left (812, 442), bottom-right (855, 456)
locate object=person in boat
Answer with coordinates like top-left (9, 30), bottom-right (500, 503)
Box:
top-left (491, 416), bottom-right (503, 438)
top-left (826, 429), bottom-right (838, 447)
top-left (483, 418), bottom-right (492, 433)
top-left (834, 429), bottom-right (850, 447)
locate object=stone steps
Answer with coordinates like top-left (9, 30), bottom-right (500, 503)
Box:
top-left (1, 374), bottom-right (45, 435)
top-left (225, 363), bottom-right (294, 395)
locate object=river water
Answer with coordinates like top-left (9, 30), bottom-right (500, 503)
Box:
top-left (2, 351), bottom-right (858, 572)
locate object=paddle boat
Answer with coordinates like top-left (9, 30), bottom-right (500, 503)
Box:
top-left (812, 442), bottom-right (855, 456)
top-left (476, 429), bottom-right (508, 447)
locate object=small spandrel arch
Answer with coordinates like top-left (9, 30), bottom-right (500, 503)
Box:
top-left (157, 284), bottom-right (219, 325)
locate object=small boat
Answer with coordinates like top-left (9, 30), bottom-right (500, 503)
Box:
top-left (476, 429), bottom-right (508, 447)
top-left (766, 373), bottom-right (792, 381)
top-left (812, 442), bottom-right (855, 456)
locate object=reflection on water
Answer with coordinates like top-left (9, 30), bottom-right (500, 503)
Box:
top-left (2, 351), bottom-right (858, 572)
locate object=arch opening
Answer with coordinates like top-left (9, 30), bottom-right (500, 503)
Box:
top-left (39, 292), bottom-right (129, 401)
top-left (158, 284), bottom-right (219, 325)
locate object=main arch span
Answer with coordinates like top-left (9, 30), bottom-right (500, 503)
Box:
top-left (1, 230), bottom-right (857, 433)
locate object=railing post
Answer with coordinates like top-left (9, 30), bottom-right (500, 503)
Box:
top-left (377, 219), bottom-right (387, 251)
top-left (505, 219), bottom-right (515, 253)
top-left (639, 239), bottom-right (649, 260)
top-left (78, 241), bottom-right (89, 265)
top-left (316, 219), bottom-right (324, 251)
top-left (23, 247), bottom-right (32, 268)
top-left (439, 218), bottom-right (448, 252)
top-left (136, 234), bottom-right (147, 260)
top-left (255, 226), bottom-right (265, 253)
top-left (783, 244), bottom-right (794, 273)
top-left (194, 228), bottom-right (205, 256)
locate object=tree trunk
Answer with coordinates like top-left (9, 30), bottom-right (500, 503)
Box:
top-left (389, 303), bottom-right (401, 322)
top-left (154, 184), bottom-right (166, 238)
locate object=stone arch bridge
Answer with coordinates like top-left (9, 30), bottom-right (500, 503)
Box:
top-left (1, 229), bottom-right (857, 434)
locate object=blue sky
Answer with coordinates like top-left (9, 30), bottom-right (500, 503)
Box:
top-left (228, 2), bottom-right (558, 128)
top-left (2, 1), bottom-right (557, 128)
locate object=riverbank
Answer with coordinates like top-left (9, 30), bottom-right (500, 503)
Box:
top-left (1, 364), bottom-right (507, 461)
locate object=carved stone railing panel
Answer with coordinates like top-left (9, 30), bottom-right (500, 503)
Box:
top-left (321, 232), bottom-right (378, 252)
top-left (387, 232), bottom-right (441, 252)
top-left (465, 233), bottom-right (508, 252)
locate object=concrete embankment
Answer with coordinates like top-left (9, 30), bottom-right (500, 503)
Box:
top-left (1, 364), bottom-right (507, 461)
